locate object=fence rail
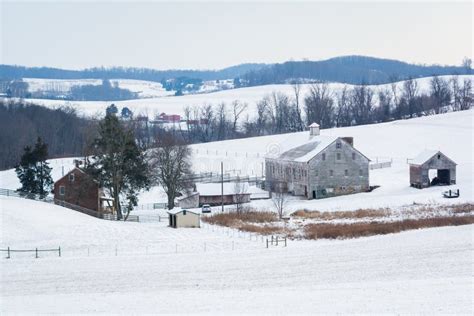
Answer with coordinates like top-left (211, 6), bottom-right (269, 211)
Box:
top-left (1, 246), bottom-right (61, 258)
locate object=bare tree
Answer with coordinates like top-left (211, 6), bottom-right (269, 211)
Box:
top-left (233, 176), bottom-right (248, 214)
top-left (150, 134), bottom-right (194, 210)
top-left (350, 85), bottom-right (374, 125)
top-left (292, 82), bottom-right (304, 131)
top-left (429, 76), bottom-right (452, 114)
top-left (335, 86), bottom-right (351, 127)
top-left (459, 78), bottom-right (473, 110)
top-left (270, 180), bottom-right (289, 220)
top-left (231, 100), bottom-right (248, 136)
top-left (402, 77), bottom-right (419, 118)
top-left (304, 83), bottom-right (334, 128)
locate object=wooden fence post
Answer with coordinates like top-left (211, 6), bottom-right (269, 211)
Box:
top-left (58, 246), bottom-right (61, 257)
top-left (284, 237), bottom-right (287, 247)
top-left (266, 239), bottom-right (269, 248)
top-left (35, 248), bottom-right (38, 258)
top-left (7, 247), bottom-right (10, 259)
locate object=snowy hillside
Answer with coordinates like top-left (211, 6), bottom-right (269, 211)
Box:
top-left (12, 75), bottom-right (474, 118)
top-left (1, 109), bottom-right (473, 314)
top-left (190, 109), bottom-right (474, 211)
top-left (1, 110), bottom-right (472, 212)
top-left (1, 195), bottom-right (472, 314)
top-left (23, 78), bottom-right (174, 98)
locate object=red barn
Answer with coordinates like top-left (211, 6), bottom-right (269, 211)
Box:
top-left (54, 167), bottom-right (115, 213)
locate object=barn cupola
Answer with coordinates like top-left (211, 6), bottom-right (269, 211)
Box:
top-left (308, 122), bottom-right (320, 138)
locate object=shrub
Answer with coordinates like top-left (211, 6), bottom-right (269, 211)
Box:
top-left (304, 216), bottom-right (474, 240)
top-left (292, 208), bottom-right (390, 220)
top-left (202, 211), bottom-right (277, 228)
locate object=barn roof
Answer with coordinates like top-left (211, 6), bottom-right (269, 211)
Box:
top-left (410, 150), bottom-right (457, 166)
top-left (275, 135), bottom-right (338, 162)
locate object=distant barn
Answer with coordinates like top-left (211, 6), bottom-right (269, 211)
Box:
top-left (409, 150), bottom-right (457, 189)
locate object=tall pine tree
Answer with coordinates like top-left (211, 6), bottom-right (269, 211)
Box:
top-left (15, 137), bottom-right (53, 197)
top-left (87, 114), bottom-right (150, 220)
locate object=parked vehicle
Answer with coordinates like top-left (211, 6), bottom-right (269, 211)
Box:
top-left (202, 204), bottom-right (212, 213)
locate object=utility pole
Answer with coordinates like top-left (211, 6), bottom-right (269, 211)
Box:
top-left (221, 161), bottom-right (224, 213)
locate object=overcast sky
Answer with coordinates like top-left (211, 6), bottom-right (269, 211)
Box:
top-left (1, 1), bottom-right (472, 70)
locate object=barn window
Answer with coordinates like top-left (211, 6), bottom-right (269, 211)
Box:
top-left (315, 170), bottom-right (318, 177)
top-left (59, 186), bottom-right (65, 196)
top-left (183, 210), bottom-right (187, 215)
top-left (337, 153), bottom-right (341, 160)
top-left (437, 154), bottom-right (441, 159)
top-left (359, 169), bottom-right (363, 176)
top-left (329, 170), bottom-right (333, 177)
top-left (69, 173), bottom-right (75, 182)
top-left (336, 142), bottom-right (341, 149)
top-left (322, 153), bottom-right (326, 161)
top-left (344, 169), bottom-right (348, 176)
top-left (352, 153), bottom-right (356, 160)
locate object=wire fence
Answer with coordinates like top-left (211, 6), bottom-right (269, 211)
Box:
top-left (0, 247), bottom-right (61, 259)
top-left (0, 188), bottom-right (139, 222)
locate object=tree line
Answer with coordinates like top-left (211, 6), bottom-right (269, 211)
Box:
top-left (0, 100), bottom-right (96, 170)
top-left (176, 75), bottom-right (472, 143)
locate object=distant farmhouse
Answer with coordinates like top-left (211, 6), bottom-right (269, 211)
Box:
top-left (54, 163), bottom-right (115, 214)
top-left (265, 123), bottom-right (370, 199)
top-left (409, 150), bottom-right (457, 189)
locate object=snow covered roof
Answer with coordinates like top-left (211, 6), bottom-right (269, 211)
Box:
top-left (167, 208), bottom-right (201, 215)
top-left (275, 135), bottom-right (338, 162)
top-left (410, 150), bottom-right (457, 166)
top-left (410, 150), bottom-right (440, 165)
top-left (196, 182), bottom-right (253, 196)
top-left (308, 122), bottom-right (320, 127)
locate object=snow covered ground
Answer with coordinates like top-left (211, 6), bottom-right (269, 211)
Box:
top-left (0, 108), bottom-right (473, 313)
top-left (190, 109), bottom-right (474, 212)
top-left (1, 109), bottom-right (472, 213)
top-left (23, 78), bottom-right (174, 99)
top-left (11, 75), bottom-right (473, 118)
top-left (0, 196), bottom-right (472, 314)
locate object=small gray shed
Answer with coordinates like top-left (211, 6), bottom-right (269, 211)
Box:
top-left (167, 209), bottom-right (200, 228)
top-left (409, 150), bottom-right (457, 189)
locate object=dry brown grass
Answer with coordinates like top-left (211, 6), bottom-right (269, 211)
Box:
top-left (449, 203), bottom-right (474, 214)
top-left (292, 208), bottom-right (390, 220)
top-left (202, 211), bottom-right (277, 228)
top-left (304, 215), bottom-right (474, 240)
top-left (239, 224), bottom-right (286, 235)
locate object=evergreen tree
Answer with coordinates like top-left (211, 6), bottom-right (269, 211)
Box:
top-left (15, 137), bottom-right (53, 197)
top-left (87, 114), bottom-right (150, 220)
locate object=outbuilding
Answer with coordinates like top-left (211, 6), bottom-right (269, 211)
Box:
top-left (167, 209), bottom-right (200, 228)
top-left (409, 150), bottom-right (457, 189)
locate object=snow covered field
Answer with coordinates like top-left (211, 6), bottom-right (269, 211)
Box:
top-left (23, 78), bottom-right (174, 98)
top-left (11, 75), bottom-right (474, 118)
top-left (1, 196), bottom-right (472, 314)
top-left (1, 109), bottom-right (473, 212)
top-left (0, 108), bottom-right (473, 313)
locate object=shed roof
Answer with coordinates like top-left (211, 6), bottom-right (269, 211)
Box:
top-left (275, 135), bottom-right (338, 162)
top-left (410, 150), bottom-right (457, 166)
top-left (167, 208), bottom-right (201, 215)
top-left (308, 122), bottom-right (320, 127)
